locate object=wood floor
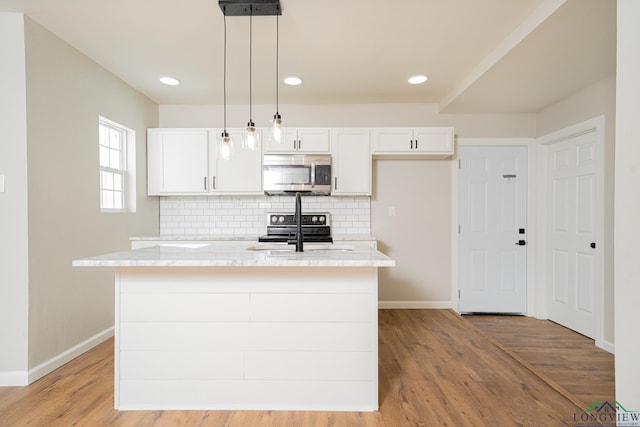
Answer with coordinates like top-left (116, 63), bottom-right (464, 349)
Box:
top-left (0, 310), bottom-right (606, 426)
top-left (464, 314), bottom-right (615, 410)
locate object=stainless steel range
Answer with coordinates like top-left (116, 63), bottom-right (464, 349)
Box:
top-left (258, 212), bottom-right (333, 243)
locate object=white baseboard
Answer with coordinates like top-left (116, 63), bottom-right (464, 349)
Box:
top-left (0, 371), bottom-right (29, 386)
top-left (596, 338), bottom-right (615, 354)
top-left (378, 301), bottom-right (454, 309)
top-left (26, 327), bottom-right (114, 385)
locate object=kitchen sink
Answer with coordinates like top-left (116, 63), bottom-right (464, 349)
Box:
top-left (158, 243), bottom-right (210, 248)
top-left (246, 243), bottom-right (354, 252)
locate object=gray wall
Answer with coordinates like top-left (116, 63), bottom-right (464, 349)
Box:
top-left (24, 16), bottom-right (160, 370)
top-left (0, 14), bottom-right (160, 382)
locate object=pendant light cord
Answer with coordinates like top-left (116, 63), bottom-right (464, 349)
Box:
top-left (249, 8), bottom-right (253, 123)
top-left (275, 13), bottom-right (279, 115)
top-left (223, 13), bottom-right (227, 133)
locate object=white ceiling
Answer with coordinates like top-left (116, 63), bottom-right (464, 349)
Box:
top-left (0, 0), bottom-right (616, 113)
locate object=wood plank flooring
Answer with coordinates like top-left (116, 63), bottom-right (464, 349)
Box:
top-left (0, 310), bottom-right (592, 426)
top-left (464, 314), bottom-right (615, 410)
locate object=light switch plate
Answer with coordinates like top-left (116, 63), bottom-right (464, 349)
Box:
top-left (0, 174), bottom-right (5, 193)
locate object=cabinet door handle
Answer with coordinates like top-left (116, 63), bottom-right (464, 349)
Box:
top-left (297, 140), bottom-right (301, 150)
top-left (415, 139), bottom-right (418, 149)
top-left (212, 176), bottom-right (216, 190)
top-left (410, 140), bottom-right (413, 149)
top-left (204, 177), bottom-right (207, 190)
top-left (334, 177), bottom-right (338, 190)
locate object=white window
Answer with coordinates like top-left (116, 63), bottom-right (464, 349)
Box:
top-left (99, 117), bottom-right (136, 212)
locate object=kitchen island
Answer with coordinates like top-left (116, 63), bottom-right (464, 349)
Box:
top-left (73, 243), bottom-right (394, 411)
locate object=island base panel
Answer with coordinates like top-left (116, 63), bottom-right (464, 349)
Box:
top-left (114, 266), bottom-right (379, 411)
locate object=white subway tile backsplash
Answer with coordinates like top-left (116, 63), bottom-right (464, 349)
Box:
top-left (159, 195), bottom-right (371, 237)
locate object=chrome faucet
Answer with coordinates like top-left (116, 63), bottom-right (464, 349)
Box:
top-left (294, 192), bottom-right (304, 252)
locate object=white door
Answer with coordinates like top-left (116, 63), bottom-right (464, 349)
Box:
top-left (459, 146), bottom-right (528, 313)
top-left (547, 133), bottom-right (598, 338)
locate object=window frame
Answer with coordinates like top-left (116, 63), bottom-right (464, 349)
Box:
top-left (98, 116), bottom-right (136, 213)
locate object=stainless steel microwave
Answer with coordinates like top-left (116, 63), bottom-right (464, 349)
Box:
top-left (263, 154), bottom-right (332, 196)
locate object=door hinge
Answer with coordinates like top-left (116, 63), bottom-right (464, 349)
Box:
top-left (458, 224), bottom-right (461, 234)
top-left (458, 159), bottom-right (461, 168)
top-left (458, 289), bottom-right (461, 299)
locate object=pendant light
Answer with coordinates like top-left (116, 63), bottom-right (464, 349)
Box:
top-left (218, 12), bottom-right (234, 161)
top-left (243, 7), bottom-right (260, 151)
top-left (271, 12), bottom-right (284, 144)
top-left (218, 0), bottom-right (281, 149)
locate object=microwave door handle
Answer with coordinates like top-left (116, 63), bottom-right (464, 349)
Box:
top-left (310, 163), bottom-right (316, 188)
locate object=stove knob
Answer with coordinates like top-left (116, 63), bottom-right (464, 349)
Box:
top-left (271, 216), bottom-right (278, 224)
top-left (319, 216), bottom-right (325, 224)
top-left (312, 216), bottom-right (318, 223)
top-left (278, 216), bottom-right (285, 223)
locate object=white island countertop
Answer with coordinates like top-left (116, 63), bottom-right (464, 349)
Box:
top-left (72, 243), bottom-right (395, 268)
top-left (129, 234), bottom-right (378, 242)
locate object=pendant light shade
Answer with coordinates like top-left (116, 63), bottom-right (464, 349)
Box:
top-left (270, 13), bottom-right (284, 144)
top-left (244, 121), bottom-right (259, 151)
top-left (219, 131), bottom-right (234, 160)
top-left (218, 12), bottom-right (234, 160)
top-left (243, 8), bottom-right (260, 151)
top-left (272, 112), bottom-right (283, 143)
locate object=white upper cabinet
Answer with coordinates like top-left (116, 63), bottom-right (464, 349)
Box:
top-left (264, 128), bottom-right (330, 153)
top-left (147, 128), bottom-right (262, 196)
top-left (372, 127), bottom-right (454, 158)
top-left (149, 126), bottom-right (454, 197)
top-left (148, 128), bottom-right (211, 195)
top-left (331, 129), bottom-right (371, 196)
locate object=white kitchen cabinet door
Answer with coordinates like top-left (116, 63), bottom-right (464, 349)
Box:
top-left (147, 128), bottom-right (211, 195)
top-left (211, 129), bottom-right (263, 194)
top-left (372, 127), bottom-right (454, 158)
top-left (413, 128), bottom-right (454, 154)
top-left (264, 128), bottom-right (330, 153)
top-left (371, 128), bottom-right (414, 153)
top-left (331, 129), bottom-right (371, 196)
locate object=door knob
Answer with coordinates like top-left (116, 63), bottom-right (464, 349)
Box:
top-left (515, 240), bottom-right (527, 246)
top-left (590, 242), bottom-right (596, 249)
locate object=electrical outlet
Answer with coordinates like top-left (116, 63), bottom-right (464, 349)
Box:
top-left (388, 206), bottom-right (396, 217)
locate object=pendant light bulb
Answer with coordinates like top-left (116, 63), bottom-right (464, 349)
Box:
top-left (272, 113), bottom-right (283, 143)
top-left (219, 131), bottom-right (234, 161)
top-left (243, 120), bottom-right (260, 151)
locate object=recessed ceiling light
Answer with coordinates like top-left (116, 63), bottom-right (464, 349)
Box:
top-left (283, 76), bottom-right (302, 86)
top-left (408, 75), bottom-right (428, 85)
top-left (160, 76), bottom-right (180, 86)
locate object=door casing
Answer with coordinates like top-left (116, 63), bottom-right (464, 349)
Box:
top-left (452, 138), bottom-right (537, 316)
top-left (535, 116), bottom-right (606, 349)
